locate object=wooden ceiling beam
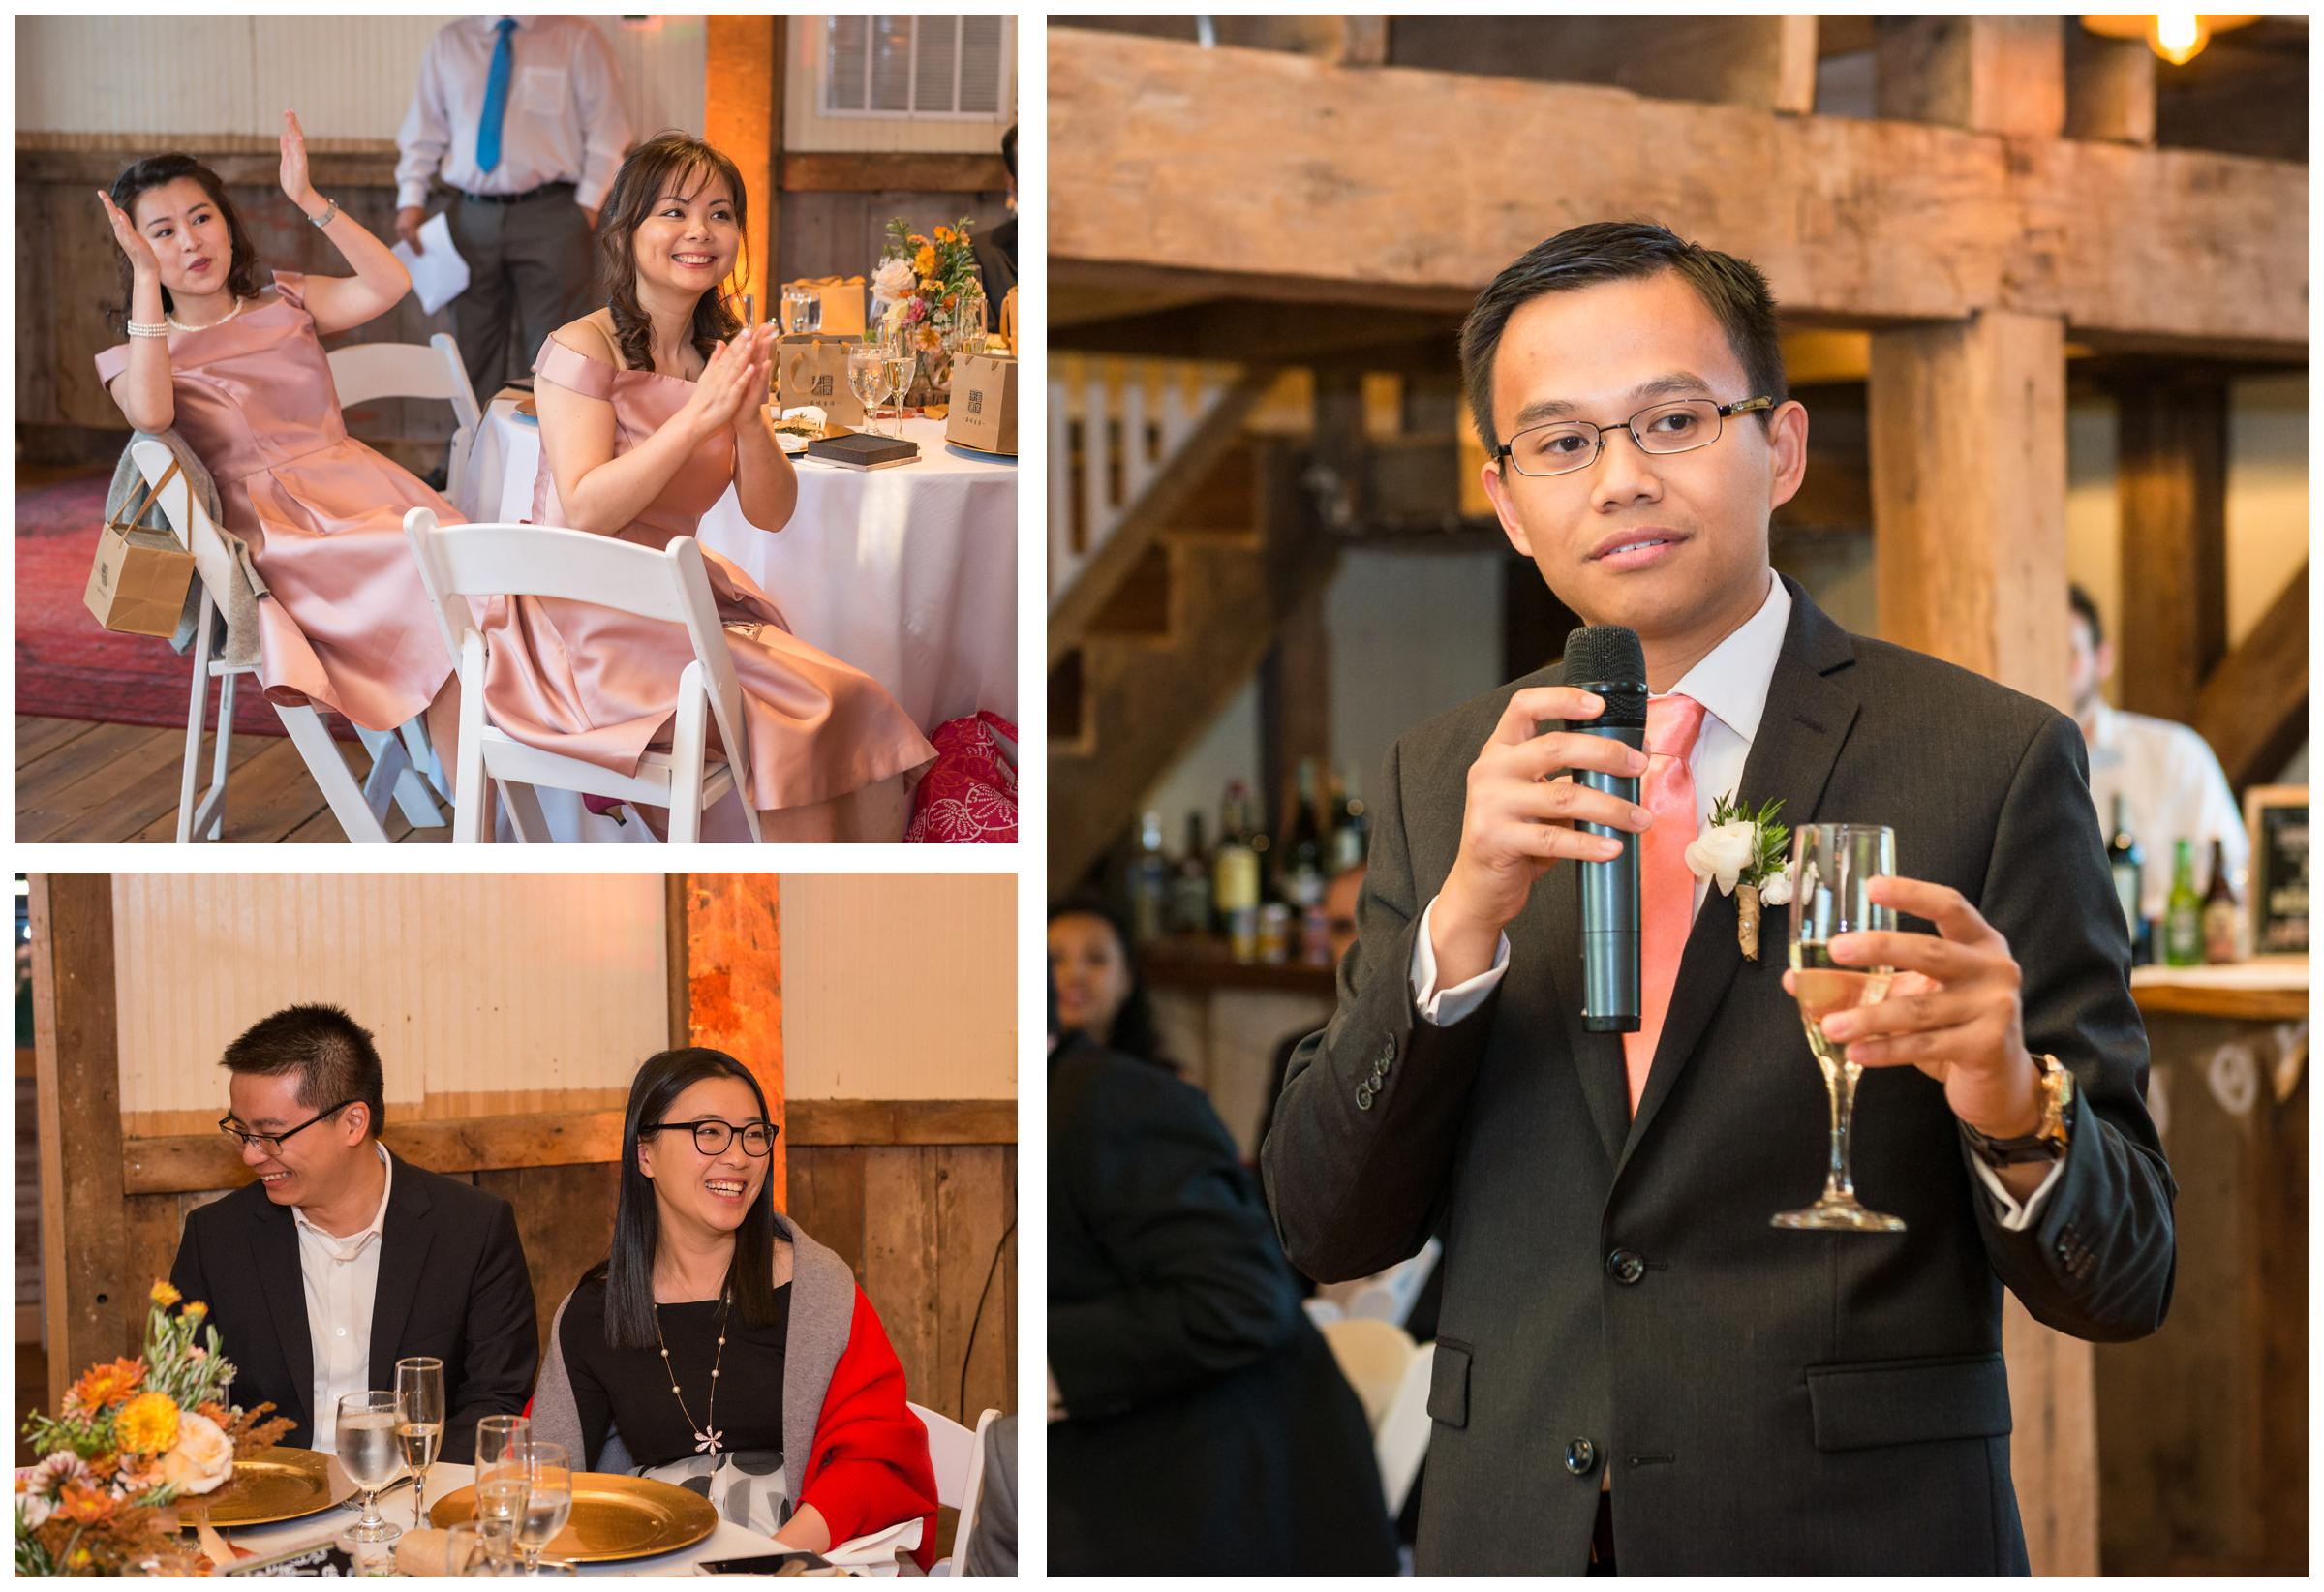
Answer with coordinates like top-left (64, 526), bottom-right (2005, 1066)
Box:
top-left (1049, 31), bottom-right (2306, 354)
top-left (1875, 15), bottom-right (2064, 137)
top-left (1388, 15), bottom-right (1819, 114)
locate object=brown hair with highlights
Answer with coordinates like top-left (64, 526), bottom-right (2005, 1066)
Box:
top-left (596, 130), bottom-right (748, 375)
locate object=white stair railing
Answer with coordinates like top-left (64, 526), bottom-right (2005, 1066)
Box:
top-left (1049, 357), bottom-right (1240, 610)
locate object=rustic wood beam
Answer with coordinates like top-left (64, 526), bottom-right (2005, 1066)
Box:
top-left (32, 875), bottom-right (130, 1403)
top-left (2064, 29), bottom-right (2156, 145)
top-left (2116, 377), bottom-right (2230, 727)
top-left (1051, 297), bottom-right (1459, 365)
top-left (1260, 591), bottom-right (1334, 842)
top-left (1048, 31), bottom-right (2306, 354)
top-left (1388, 15), bottom-right (1819, 114)
top-left (684, 874), bottom-right (787, 1197)
top-left (778, 152), bottom-right (1009, 194)
top-left (2191, 563), bottom-right (2309, 793)
top-left (1874, 15), bottom-right (2064, 137)
top-left (707, 15), bottom-right (778, 313)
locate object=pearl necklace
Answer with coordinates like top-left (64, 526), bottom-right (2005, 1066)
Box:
top-left (653, 1288), bottom-right (731, 1456)
top-left (167, 294), bottom-right (244, 335)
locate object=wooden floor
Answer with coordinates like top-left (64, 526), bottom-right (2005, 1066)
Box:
top-left (15, 716), bottom-right (450, 843)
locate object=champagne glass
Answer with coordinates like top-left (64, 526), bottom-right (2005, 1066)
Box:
top-left (335, 1391), bottom-right (408, 1546)
top-left (474, 1413), bottom-right (530, 1470)
top-left (394, 1357), bottom-right (444, 1530)
top-left (880, 348), bottom-right (915, 440)
top-left (474, 1454), bottom-right (532, 1572)
top-left (1774, 823), bottom-right (1908, 1232)
top-left (511, 1438), bottom-right (573, 1576)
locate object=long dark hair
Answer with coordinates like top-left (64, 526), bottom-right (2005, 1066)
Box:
top-left (597, 130), bottom-right (748, 376)
top-left (596, 1046), bottom-right (784, 1350)
top-left (109, 153), bottom-right (261, 317)
top-left (1047, 898), bottom-right (1165, 1067)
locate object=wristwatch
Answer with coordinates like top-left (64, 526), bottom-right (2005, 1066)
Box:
top-left (1960, 1054), bottom-right (2074, 1167)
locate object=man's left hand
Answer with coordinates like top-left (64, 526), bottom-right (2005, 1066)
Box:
top-left (1782, 875), bottom-right (2042, 1140)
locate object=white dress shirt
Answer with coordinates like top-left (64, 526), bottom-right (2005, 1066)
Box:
top-left (395, 15), bottom-right (633, 212)
top-left (2082, 701), bottom-right (2248, 919)
top-left (294, 1142), bottom-right (393, 1454)
top-left (1408, 571), bottom-right (2064, 1227)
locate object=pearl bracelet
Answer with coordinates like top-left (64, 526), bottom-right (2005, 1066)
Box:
top-left (126, 320), bottom-right (169, 339)
top-left (307, 197), bottom-right (340, 229)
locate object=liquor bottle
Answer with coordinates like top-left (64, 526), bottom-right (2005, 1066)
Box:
top-left (1127, 812), bottom-right (1169, 945)
top-left (1333, 764), bottom-right (1370, 871)
top-left (1169, 813), bottom-right (1213, 935)
top-left (1244, 787), bottom-right (1275, 911)
top-left (2106, 794), bottom-right (2151, 966)
top-left (2201, 837), bottom-right (2243, 964)
top-left (1283, 759), bottom-right (1328, 910)
top-left (2161, 839), bottom-right (2204, 967)
top-left (1213, 781), bottom-right (1261, 959)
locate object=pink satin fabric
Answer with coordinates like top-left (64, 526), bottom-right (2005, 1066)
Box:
top-left (1622, 692), bottom-right (1707, 1116)
top-left (94, 271), bottom-right (455, 732)
top-left (474, 336), bottom-right (934, 811)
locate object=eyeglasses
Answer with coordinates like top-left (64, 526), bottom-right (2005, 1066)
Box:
top-left (1496, 395), bottom-right (1773, 478)
top-left (219, 1101), bottom-right (358, 1157)
top-left (641, 1118), bottom-right (777, 1157)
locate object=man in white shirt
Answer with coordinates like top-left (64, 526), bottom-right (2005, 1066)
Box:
top-left (2069, 583), bottom-right (2249, 915)
top-left (170, 1005), bottom-right (538, 1463)
top-left (394, 15), bottom-right (633, 405)
top-left (1261, 221), bottom-right (2175, 1577)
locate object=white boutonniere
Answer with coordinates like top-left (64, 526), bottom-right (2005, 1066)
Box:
top-left (1683, 792), bottom-right (1792, 960)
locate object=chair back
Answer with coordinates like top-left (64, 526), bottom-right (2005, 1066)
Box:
top-left (1316, 1315), bottom-right (1415, 1431)
top-left (128, 438), bottom-right (235, 606)
top-left (328, 334), bottom-right (483, 502)
top-left (907, 1401), bottom-right (997, 1577)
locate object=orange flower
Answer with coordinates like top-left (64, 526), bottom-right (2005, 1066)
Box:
top-left (149, 1281), bottom-right (181, 1308)
top-left (906, 232), bottom-right (930, 248)
top-left (114, 1391), bottom-right (181, 1454)
top-left (57, 1483), bottom-right (117, 1525)
top-left (933, 225), bottom-right (956, 244)
top-left (70, 1357), bottom-right (145, 1411)
top-left (913, 245), bottom-right (937, 277)
top-left (183, 1301), bottom-right (208, 1322)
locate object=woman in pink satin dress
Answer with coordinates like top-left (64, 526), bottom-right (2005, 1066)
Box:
top-left (94, 115), bottom-right (455, 740)
top-left (503, 131), bottom-right (933, 842)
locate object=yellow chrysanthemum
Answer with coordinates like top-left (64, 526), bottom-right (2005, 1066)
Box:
top-left (913, 245), bottom-right (936, 276)
top-left (149, 1280), bottom-right (181, 1308)
top-left (70, 1357), bottom-right (145, 1412)
top-left (184, 1301), bottom-right (208, 1321)
top-left (114, 1391), bottom-right (181, 1454)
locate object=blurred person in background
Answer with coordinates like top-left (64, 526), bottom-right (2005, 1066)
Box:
top-left (1048, 899), bottom-right (1166, 1067)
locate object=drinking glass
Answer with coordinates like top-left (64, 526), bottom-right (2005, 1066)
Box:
top-left (446, 1520), bottom-right (518, 1577)
top-left (335, 1391), bottom-right (408, 1546)
top-left (880, 351), bottom-right (915, 439)
top-left (393, 1357), bottom-right (444, 1531)
top-left (846, 344), bottom-right (886, 436)
top-left (474, 1413), bottom-right (530, 1470)
top-left (954, 287), bottom-right (988, 356)
top-left (1773, 823), bottom-right (1908, 1232)
top-left (474, 1453), bottom-right (532, 1571)
top-left (782, 286), bottom-right (820, 335)
top-left (511, 1438), bottom-right (574, 1576)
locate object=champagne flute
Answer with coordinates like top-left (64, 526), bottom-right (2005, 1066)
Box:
top-left (1774, 823), bottom-right (1908, 1232)
top-left (474, 1454), bottom-right (532, 1573)
top-left (511, 1437), bottom-right (573, 1576)
top-left (334, 1391), bottom-right (408, 1546)
top-left (880, 348), bottom-right (914, 440)
top-left (474, 1412), bottom-right (530, 1470)
top-left (394, 1357), bottom-right (444, 1530)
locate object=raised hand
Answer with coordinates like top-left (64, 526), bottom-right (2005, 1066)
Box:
top-left (679, 330), bottom-right (768, 436)
top-left (278, 109), bottom-right (318, 211)
top-left (95, 189), bottom-right (160, 281)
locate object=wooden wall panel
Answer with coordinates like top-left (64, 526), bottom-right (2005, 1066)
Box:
top-left (777, 187), bottom-right (1006, 288)
top-left (474, 1162), bottom-right (622, 1361)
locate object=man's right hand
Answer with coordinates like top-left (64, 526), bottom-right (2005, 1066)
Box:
top-left (395, 206), bottom-right (426, 253)
top-left (1431, 686), bottom-right (1654, 986)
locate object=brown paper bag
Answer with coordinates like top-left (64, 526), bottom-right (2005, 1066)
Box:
top-left (784, 275), bottom-right (867, 337)
top-left (946, 352), bottom-right (1018, 455)
top-left (85, 461), bottom-right (197, 637)
top-left (777, 335), bottom-right (867, 427)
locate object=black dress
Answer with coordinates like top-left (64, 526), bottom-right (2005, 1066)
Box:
top-left (556, 1271), bottom-right (791, 1471)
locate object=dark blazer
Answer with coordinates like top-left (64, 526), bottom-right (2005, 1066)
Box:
top-left (170, 1148), bottom-right (539, 1463)
top-left (1262, 578), bottom-right (2177, 1577)
top-left (1050, 1035), bottom-right (1397, 1577)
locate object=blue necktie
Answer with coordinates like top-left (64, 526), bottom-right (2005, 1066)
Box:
top-left (475, 18), bottom-right (516, 174)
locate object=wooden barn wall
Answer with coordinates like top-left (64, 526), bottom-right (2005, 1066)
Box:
top-left (778, 187), bottom-right (1007, 288)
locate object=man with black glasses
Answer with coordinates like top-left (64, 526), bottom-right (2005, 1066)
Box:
top-left (170, 1004), bottom-right (537, 1462)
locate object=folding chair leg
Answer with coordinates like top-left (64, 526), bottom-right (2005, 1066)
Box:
top-left (400, 716), bottom-right (451, 808)
top-left (177, 596), bottom-right (216, 844)
top-left (355, 724), bottom-right (443, 829)
top-left (497, 779), bottom-right (551, 842)
top-left (667, 673), bottom-right (711, 844)
top-left (276, 705), bottom-right (391, 842)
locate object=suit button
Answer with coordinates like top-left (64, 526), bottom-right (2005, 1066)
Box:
top-left (1605, 1248), bottom-right (1646, 1286)
top-left (1564, 1437), bottom-right (1597, 1475)
top-left (1378, 1037), bottom-right (1397, 1068)
top-left (1356, 1084), bottom-right (1375, 1111)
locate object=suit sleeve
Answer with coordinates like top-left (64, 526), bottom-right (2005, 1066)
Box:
top-left (1050, 1059), bottom-right (1304, 1415)
top-left (443, 1199), bottom-right (540, 1463)
top-left (1969, 711), bottom-right (2177, 1339)
top-left (797, 1287), bottom-right (939, 1570)
top-left (1263, 734), bottom-right (1500, 1282)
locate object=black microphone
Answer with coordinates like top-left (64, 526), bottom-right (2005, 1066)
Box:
top-left (1562, 625), bottom-right (1647, 1033)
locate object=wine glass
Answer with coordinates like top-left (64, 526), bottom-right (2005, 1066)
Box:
top-left (1773, 823), bottom-right (1908, 1233)
top-left (880, 348), bottom-right (915, 440)
top-left (394, 1357), bottom-right (444, 1530)
top-left (446, 1520), bottom-right (517, 1577)
top-left (511, 1437), bottom-right (574, 1576)
top-left (335, 1391), bottom-right (408, 1547)
top-left (474, 1413), bottom-right (530, 1470)
top-left (782, 285), bottom-right (820, 335)
top-left (846, 343), bottom-right (886, 437)
top-left (954, 287), bottom-right (988, 357)
top-left (474, 1453), bottom-right (532, 1573)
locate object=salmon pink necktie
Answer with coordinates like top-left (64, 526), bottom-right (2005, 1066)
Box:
top-left (1621, 692), bottom-right (1705, 1116)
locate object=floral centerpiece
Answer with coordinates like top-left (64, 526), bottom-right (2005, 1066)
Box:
top-left (15, 1282), bottom-right (293, 1576)
top-left (871, 216), bottom-right (982, 405)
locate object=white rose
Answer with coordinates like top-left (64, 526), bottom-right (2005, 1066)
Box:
top-left (1756, 868), bottom-right (1792, 907)
top-left (872, 258), bottom-right (916, 298)
top-left (157, 1411), bottom-right (233, 1496)
top-left (1684, 820), bottom-right (1758, 896)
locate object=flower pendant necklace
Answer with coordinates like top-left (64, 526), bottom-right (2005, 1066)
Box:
top-left (167, 294), bottom-right (244, 335)
top-left (653, 1287), bottom-right (731, 1456)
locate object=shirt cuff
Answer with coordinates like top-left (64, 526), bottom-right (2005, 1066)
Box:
top-left (574, 176), bottom-right (613, 213)
top-left (1409, 896), bottom-right (1511, 1026)
top-left (394, 182), bottom-right (432, 213)
top-left (1968, 1142), bottom-right (2067, 1231)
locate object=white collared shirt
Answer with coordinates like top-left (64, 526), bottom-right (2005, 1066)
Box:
top-left (1407, 572), bottom-right (2062, 1227)
top-left (2081, 701), bottom-right (2248, 919)
top-left (293, 1142), bottom-right (393, 1454)
top-left (394, 15), bottom-right (634, 212)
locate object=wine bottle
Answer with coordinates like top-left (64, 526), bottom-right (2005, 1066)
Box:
top-left (1333, 765), bottom-right (1370, 872)
top-left (1284, 758), bottom-right (1328, 910)
top-left (1213, 781), bottom-right (1261, 959)
top-left (2106, 794), bottom-right (2151, 966)
top-left (2162, 839), bottom-right (2204, 967)
top-left (2201, 836), bottom-right (2242, 964)
top-left (1128, 812), bottom-right (1169, 945)
top-left (1170, 813), bottom-right (1213, 935)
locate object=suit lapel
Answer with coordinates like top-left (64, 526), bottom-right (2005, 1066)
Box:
top-left (250, 1200), bottom-right (314, 1436)
top-left (368, 1152), bottom-right (434, 1386)
top-left (1620, 581), bottom-right (1860, 1175)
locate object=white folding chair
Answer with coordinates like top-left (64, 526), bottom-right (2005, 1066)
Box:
top-left (1374, 1340), bottom-right (1437, 1518)
top-left (1317, 1315), bottom-right (1416, 1432)
top-left (402, 508), bottom-right (766, 843)
top-left (130, 441), bottom-right (443, 843)
top-left (907, 1400), bottom-right (999, 1577)
top-left (326, 332), bottom-right (484, 508)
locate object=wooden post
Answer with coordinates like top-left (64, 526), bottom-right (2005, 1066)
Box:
top-left (30, 874), bottom-right (129, 1409)
top-left (706, 15), bottom-right (780, 312)
top-left (2064, 30), bottom-right (2157, 145)
top-left (682, 876), bottom-right (786, 1202)
top-left (1874, 15), bottom-right (2065, 137)
top-left (2115, 376), bottom-right (2230, 728)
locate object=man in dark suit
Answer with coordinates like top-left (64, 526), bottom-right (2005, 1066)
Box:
top-left (171, 1005), bottom-right (538, 1464)
top-left (1262, 222), bottom-right (2176, 1576)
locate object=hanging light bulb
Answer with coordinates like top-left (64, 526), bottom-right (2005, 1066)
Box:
top-left (2149, 12), bottom-right (2207, 64)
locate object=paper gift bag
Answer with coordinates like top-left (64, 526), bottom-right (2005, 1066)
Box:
top-left (946, 352), bottom-right (1018, 455)
top-left (784, 275), bottom-right (866, 337)
top-left (777, 335), bottom-right (867, 427)
top-left (85, 460), bottom-right (197, 637)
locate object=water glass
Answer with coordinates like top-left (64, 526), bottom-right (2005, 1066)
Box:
top-left (512, 1437), bottom-right (574, 1576)
top-left (334, 1391), bottom-right (407, 1547)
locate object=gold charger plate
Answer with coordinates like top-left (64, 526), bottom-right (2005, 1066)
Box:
top-left (431, 1473), bottom-right (718, 1564)
top-left (194, 1448), bottom-right (355, 1527)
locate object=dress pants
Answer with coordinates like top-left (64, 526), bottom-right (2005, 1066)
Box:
top-left (443, 185), bottom-right (596, 403)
